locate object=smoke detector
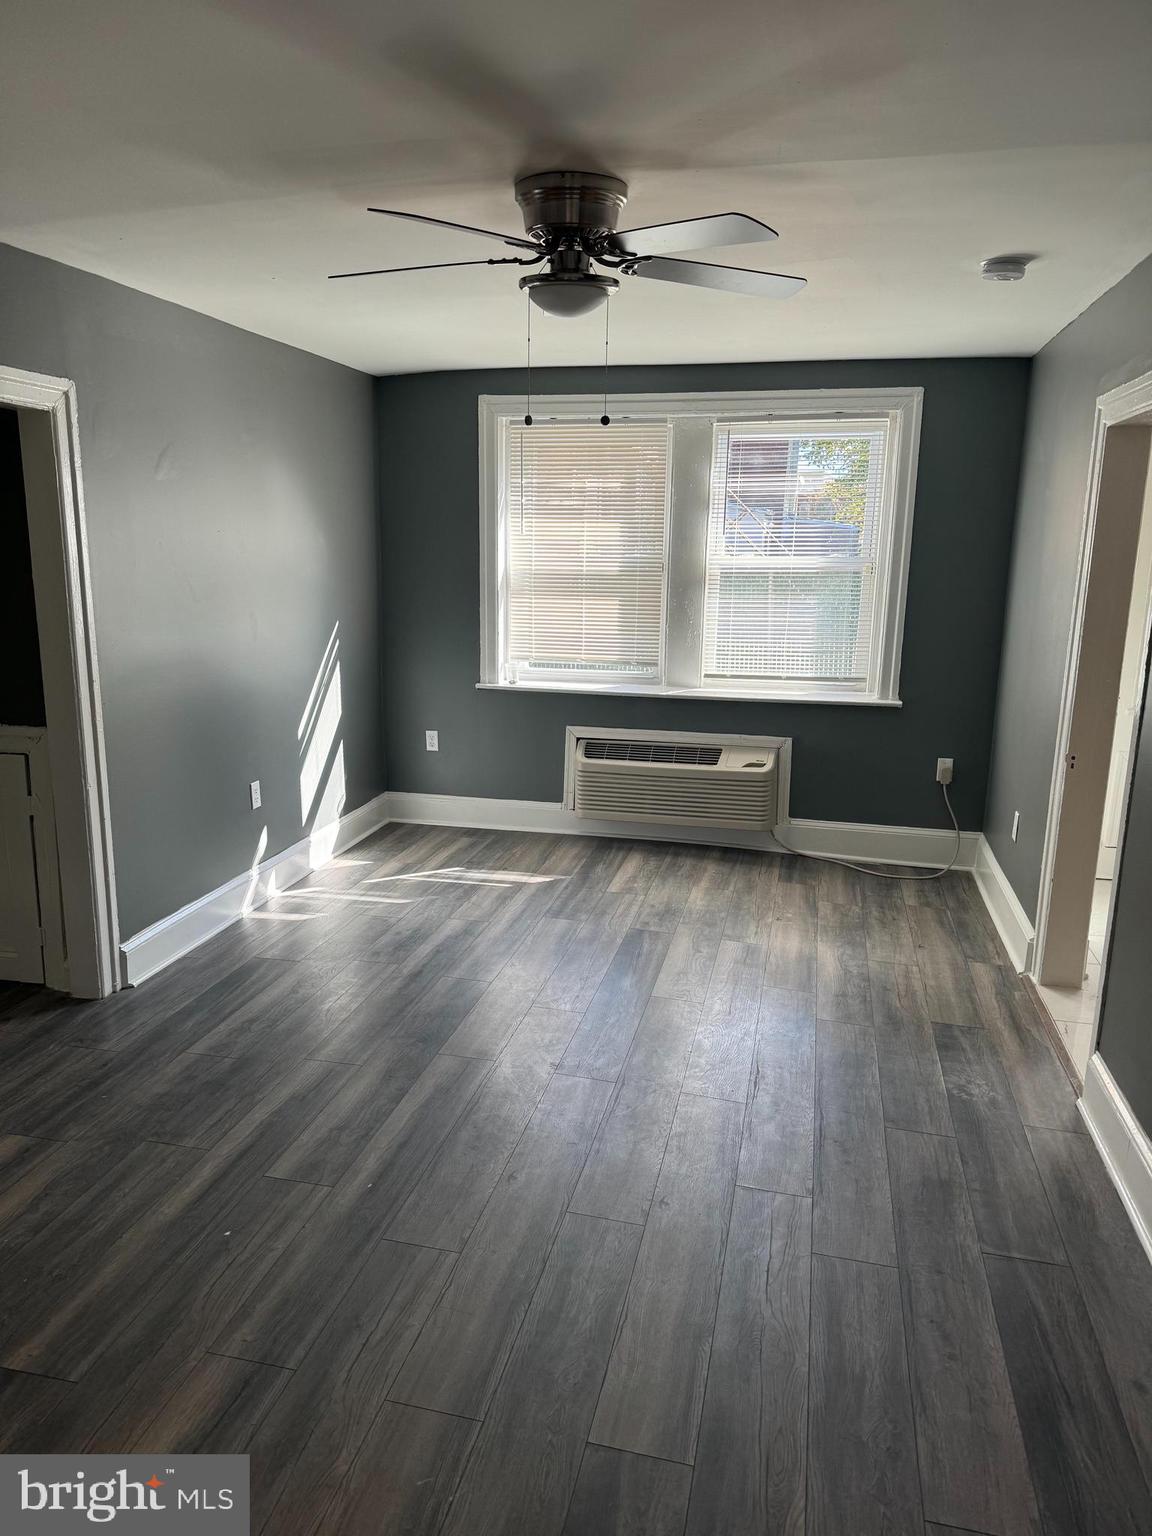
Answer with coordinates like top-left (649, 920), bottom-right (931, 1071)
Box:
top-left (981, 257), bottom-right (1029, 282)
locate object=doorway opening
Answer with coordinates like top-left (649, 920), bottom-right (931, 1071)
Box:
top-left (1033, 370), bottom-right (1152, 1079)
top-left (0, 406), bottom-right (54, 986)
top-left (0, 366), bottom-right (119, 998)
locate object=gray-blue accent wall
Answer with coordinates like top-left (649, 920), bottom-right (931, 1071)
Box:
top-left (376, 358), bottom-right (1030, 833)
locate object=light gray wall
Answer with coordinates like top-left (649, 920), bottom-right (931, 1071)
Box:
top-left (0, 243), bottom-right (383, 938)
top-left (982, 252), bottom-right (1152, 1139)
top-left (984, 254), bottom-right (1152, 913)
top-left (376, 359), bottom-right (1030, 833)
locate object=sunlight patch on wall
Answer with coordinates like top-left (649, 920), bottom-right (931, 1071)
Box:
top-left (300, 649), bottom-right (343, 823)
top-left (299, 622), bottom-right (347, 867)
top-left (308, 742), bottom-right (347, 866)
top-left (242, 824), bottom-right (270, 912)
top-left (298, 622), bottom-right (340, 743)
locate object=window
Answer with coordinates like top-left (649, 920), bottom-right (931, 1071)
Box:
top-left (480, 389), bottom-right (922, 705)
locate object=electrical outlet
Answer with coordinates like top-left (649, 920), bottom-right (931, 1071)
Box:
top-left (1011, 810), bottom-right (1021, 842)
top-left (425, 730), bottom-right (439, 752)
top-left (935, 757), bottom-right (954, 785)
top-left (249, 779), bottom-right (262, 810)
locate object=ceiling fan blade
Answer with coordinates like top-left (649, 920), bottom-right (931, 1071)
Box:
top-left (367, 207), bottom-right (539, 252)
top-left (328, 258), bottom-right (533, 280)
top-left (609, 213), bottom-right (779, 259)
top-left (629, 257), bottom-right (806, 298)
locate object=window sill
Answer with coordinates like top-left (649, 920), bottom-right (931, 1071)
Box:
top-left (476, 681), bottom-right (902, 708)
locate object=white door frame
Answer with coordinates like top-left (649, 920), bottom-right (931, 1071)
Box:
top-left (1, 365), bottom-right (120, 997)
top-left (1033, 368), bottom-right (1152, 1043)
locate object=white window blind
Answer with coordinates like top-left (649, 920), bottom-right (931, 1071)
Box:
top-left (702, 420), bottom-right (889, 688)
top-left (504, 420), bottom-right (670, 682)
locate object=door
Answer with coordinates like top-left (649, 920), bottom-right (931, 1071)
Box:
top-left (1040, 423), bottom-right (1151, 986)
top-left (0, 753), bottom-right (44, 983)
top-left (1097, 458), bottom-right (1152, 878)
top-left (1099, 679), bottom-right (1141, 877)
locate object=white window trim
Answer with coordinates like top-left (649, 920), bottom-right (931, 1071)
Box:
top-left (478, 387), bottom-right (923, 706)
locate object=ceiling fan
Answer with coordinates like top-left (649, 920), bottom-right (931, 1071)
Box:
top-left (329, 170), bottom-right (806, 317)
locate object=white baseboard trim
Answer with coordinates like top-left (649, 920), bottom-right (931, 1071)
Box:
top-left (973, 835), bottom-right (1036, 972)
top-left (383, 791), bottom-right (979, 870)
top-left (1080, 1052), bottom-right (1152, 1267)
top-left (119, 793), bottom-right (390, 986)
top-left (783, 818), bottom-right (978, 870)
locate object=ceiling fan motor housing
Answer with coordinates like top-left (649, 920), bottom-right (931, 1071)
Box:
top-left (514, 171), bottom-right (629, 242)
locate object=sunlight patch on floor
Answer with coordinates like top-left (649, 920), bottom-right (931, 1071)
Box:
top-left (367, 866), bottom-right (566, 888)
top-left (272, 888), bottom-right (413, 908)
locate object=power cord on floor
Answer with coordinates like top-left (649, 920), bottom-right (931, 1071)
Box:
top-left (772, 780), bottom-right (962, 881)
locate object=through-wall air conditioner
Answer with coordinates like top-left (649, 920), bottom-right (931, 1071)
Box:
top-left (571, 734), bottom-right (779, 831)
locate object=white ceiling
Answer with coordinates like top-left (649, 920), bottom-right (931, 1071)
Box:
top-left (3, 0), bottom-right (1151, 374)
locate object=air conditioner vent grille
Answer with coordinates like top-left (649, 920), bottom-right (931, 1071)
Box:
top-left (582, 739), bottom-right (722, 766)
top-left (572, 733), bottom-right (779, 832)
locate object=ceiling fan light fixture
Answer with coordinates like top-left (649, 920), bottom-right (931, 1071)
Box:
top-left (519, 271), bottom-right (619, 316)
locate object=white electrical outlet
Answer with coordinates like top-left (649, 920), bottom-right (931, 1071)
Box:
top-left (1011, 810), bottom-right (1021, 842)
top-left (249, 779), bottom-right (262, 810)
top-left (935, 757), bottom-right (954, 785)
top-left (425, 730), bottom-right (439, 752)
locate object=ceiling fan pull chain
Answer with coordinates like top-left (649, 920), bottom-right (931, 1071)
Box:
top-left (524, 289), bottom-right (534, 427)
top-left (601, 298), bottom-right (611, 426)
top-left (518, 410), bottom-right (525, 536)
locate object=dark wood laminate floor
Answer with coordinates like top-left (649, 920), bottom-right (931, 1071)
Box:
top-left (1, 824), bottom-right (1151, 1535)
